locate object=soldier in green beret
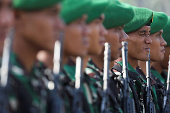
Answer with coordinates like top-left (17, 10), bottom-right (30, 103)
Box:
top-left (4, 0), bottom-right (65, 112)
top-left (138, 11), bottom-right (168, 112)
top-left (112, 6), bottom-right (161, 112)
top-left (152, 17), bottom-right (170, 81)
top-left (61, 0), bottom-right (109, 112)
top-left (35, 0), bottom-right (92, 112)
top-left (0, 0), bottom-right (14, 56)
top-left (85, 0), bottom-right (137, 112)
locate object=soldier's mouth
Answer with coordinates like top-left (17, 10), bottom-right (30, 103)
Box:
top-left (161, 49), bottom-right (165, 53)
top-left (99, 37), bottom-right (105, 46)
top-left (144, 48), bottom-right (150, 52)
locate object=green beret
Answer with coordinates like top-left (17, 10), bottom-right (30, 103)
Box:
top-left (103, 1), bottom-right (134, 29)
top-left (13, 0), bottom-right (62, 11)
top-left (150, 12), bottom-right (168, 34)
top-left (162, 17), bottom-right (170, 46)
top-left (61, 0), bottom-right (91, 24)
top-left (86, 0), bottom-right (109, 23)
top-left (124, 6), bottom-right (153, 33)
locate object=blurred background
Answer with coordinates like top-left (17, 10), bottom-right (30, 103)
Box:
top-left (120, 0), bottom-right (170, 16)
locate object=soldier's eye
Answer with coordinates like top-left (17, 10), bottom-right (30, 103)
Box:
top-left (138, 32), bottom-right (145, 36)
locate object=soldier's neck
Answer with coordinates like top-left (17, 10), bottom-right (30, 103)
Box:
top-left (68, 56), bottom-right (89, 72)
top-left (138, 61), bottom-right (147, 75)
top-left (91, 53), bottom-right (104, 70)
top-left (128, 57), bottom-right (138, 69)
top-left (83, 55), bottom-right (95, 72)
top-left (152, 62), bottom-right (164, 74)
top-left (13, 34), bottom-right (39, 73)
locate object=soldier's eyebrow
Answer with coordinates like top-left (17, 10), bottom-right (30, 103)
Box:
top-left (138, 30), bottom-right (147, 33)
top-left (160, 30), bottom-right (163, 34)
top-left (97, 16), bottom-right (104, 21)
top-left (120, 25), bottom-right (125, 29)
top-left (157, 31), bottom-right (163, 36)
top-left (49, 7), bottom-right (59, 14)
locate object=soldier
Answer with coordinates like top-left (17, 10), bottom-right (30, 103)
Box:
top-left (152, 17), bottom-right (170, 81)
top-left (62, 0), bottom-right (108, 112)
top-left (112, 6), bottom-right (161, 112)
top-left (138, 11), bottom-right (168, 112)
top-left (0, 0), bottom-right (14, 56)
top-left (6, 0), bottom-right (65, 112)
top-left (59, 0), bottom-right (92, 113)
top-left (85, 0), bottom-right (136, 112)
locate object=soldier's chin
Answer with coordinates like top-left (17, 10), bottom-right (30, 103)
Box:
top-left (111, 54), bottom-right (119, 62)
top-left (151, 56), bottom-right (164, 62)
top-left (139, 56), bottom-right (149, 62)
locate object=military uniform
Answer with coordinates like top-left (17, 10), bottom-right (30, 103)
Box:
top-left (148, 11), bottom-right (168, 112)
top-left (113, 61), bottom-right (160, 112)
top-left (1, 0), bottom-right (64, 113)
top-left (85, 59), bottom-right (123, 113)
top-left (62, 58), bottom-right (93, 113)
top-left (7, 52), bottom-right (56, 113)
top-left (151, 67), bottom-right (166, 112)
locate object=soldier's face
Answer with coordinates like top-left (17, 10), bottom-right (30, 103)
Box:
top-left (127, 26), bottom-right (152, 61)
top-left (150, 30), bottom-right (167, 62)
top-left (87, 14), bottom-right (107, 55)
top-left (63, 14), bottom-right (89, 57)
top-left (160, 46), bottom-right (170, 69)
top-left (0, 0), bottom-right (14, 55)
top-left (105, 26), bottom-right (127, 61)
top-left (14, 4), bottom-right (65, 53)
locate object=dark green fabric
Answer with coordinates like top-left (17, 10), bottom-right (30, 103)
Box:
top-left (124, 6), bottom-right (153, 33)
top-left (117, 61), bottom-right (160, 112)
top-left (61, 0), bottom-right (91, 24)
top-left (13, 0), bottom-right (62, 11)
top-left (63, 63), bottom-right (95, 113)
top-left (151, 69), bottom-right (166, 86)
top-left (86, 59), bottom-right (123, 113)
top-left (86, 0), bottom-right (109, 23)
top-left (150, 12), bottom-right (168, 34)
top-left (103, 1), bottom-right (134, 29)
top-left (162, 17), bottom-right (170, 46)
top-left (8, 52), bottom-right (51, 112)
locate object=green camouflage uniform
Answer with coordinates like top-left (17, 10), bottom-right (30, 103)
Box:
top-left (151, 67), bottom-right (167, 112)
top-left (62, 58), bottom-right (93, 113)
top-left (7, 52), bottom-right (57, 113)
top-left (113, 61), bottom-right (160, 112)
top-left (85, 59), bottom-right (123, 113)
top-left (161, 70), bottom-right (168, 82)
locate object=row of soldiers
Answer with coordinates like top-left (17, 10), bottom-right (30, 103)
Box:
top-left (0, 0), bottom-right (170, 113)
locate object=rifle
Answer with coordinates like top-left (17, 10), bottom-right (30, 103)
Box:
top-left (52, 31), bottom-right (65, 113)
top-left (0, 28), bottom-right (14, 113)
top-left (72, 56), bottom-right (84, 113)
top-left (146, 53), bottom-right (156, 113)
top-left (163, 55), bottom-right (170, 113)
top-left (101, 42), bottom-right (111, 113)
top-left (122, 41), bottom-right (135, 113)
